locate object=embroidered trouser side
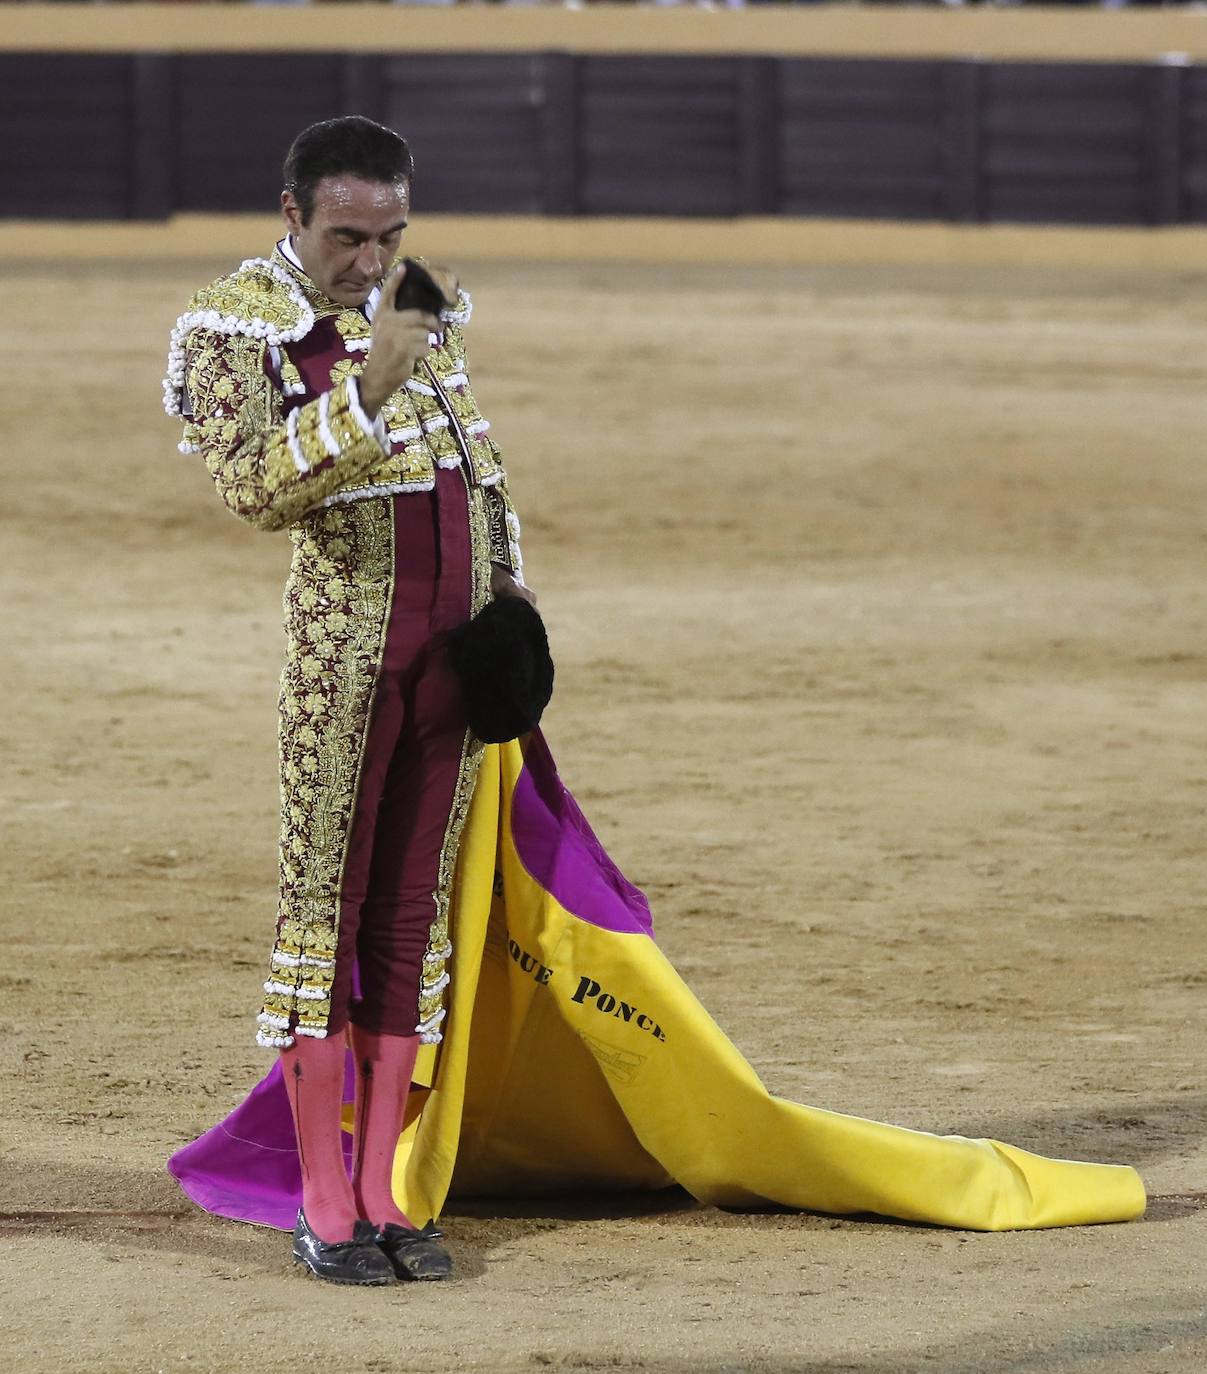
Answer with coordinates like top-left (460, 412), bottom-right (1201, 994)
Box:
top-left (327, 470), bottom-right (473, 1036)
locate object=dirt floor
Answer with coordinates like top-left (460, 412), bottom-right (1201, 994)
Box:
top-left (3, 252), bottom-right (1205, 1373)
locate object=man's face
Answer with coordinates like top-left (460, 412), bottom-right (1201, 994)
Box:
top-left (281, 174), bottom-right (410, 308)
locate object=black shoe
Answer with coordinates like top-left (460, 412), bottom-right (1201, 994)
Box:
top-left (292, 1209), bottom-right (396, 1285)
top-left (374, 1221), bottom-right (453, 1281)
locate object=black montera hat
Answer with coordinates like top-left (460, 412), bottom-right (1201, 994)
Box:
top-left (447, 595), bottom-right (555, 744)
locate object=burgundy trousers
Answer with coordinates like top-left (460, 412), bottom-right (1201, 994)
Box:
top-left (325, 468), bottom-right (473, 1037)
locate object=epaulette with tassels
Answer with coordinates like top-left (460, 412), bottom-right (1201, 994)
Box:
top-left (162, 257), bottom-right (317, 419)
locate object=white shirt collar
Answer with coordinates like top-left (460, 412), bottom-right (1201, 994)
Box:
top-left (278, 235), bottom-right (382, 320)
top-left (278, 234), bottom-right (304, 271)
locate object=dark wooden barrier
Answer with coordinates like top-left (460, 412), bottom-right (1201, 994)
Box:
top-left (0, 51), bottom-right (1199, 224)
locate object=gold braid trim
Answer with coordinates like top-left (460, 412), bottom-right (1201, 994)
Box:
top-left (413, 483), bottom-right (495, 1044)
top-left (432, 324), bottom-right (504, 487)
top-left (467, 483), bottom-right (495, 618)
top-left (414, 730), bottom-right (485, 1043)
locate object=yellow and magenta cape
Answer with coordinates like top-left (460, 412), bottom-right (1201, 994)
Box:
top-left (169, 733), bottom-right (1145, 1232)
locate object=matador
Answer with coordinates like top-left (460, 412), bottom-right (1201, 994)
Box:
top-left (164, 116), bottom-right (526, 1284)
top-left (165, 122), bottom-right (1149, 1280)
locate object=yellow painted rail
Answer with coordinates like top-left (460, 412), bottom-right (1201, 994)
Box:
top-left (2, 213), bottom-right (1204, 271)
top-left (0, 5), bottom-right (1205, 63)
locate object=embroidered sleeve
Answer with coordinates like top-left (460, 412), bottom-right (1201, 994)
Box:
top-left (181, 329), bottom-right (386, 532)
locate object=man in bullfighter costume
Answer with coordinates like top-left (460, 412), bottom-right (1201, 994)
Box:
top-left (166, 116), bottom-right (1148, 1292)
top-left (165, 115), bottom-right (527, 1284)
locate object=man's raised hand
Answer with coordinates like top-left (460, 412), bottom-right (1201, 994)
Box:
top-left (358, 265), bottom-right (441, 418)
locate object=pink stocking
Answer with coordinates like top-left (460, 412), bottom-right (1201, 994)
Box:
top-left (350, 1026), bottom-right (420, 1230)
top-left (279, 1033), bottom-right (359, 1243)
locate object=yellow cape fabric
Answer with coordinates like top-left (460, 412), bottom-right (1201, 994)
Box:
top-left (388, 739), bottom-right (1145, 1232)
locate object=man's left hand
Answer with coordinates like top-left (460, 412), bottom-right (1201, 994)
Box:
top-left (491, 562), bottom-right (537, 607)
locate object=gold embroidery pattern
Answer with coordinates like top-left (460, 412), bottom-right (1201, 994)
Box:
top-left (164, 258), bottom-right (317, 420)
top-left (329, 357), bottom-right (366, 386)
top-left (381, 393), bottom-right (418, 434)
top-left (325, 389), bottom-right (372, 455)
top-left (258, 499), bottom-right (395, 1045)
top-left (186, 264), bottom-right (309, 334)
top-left (335, 310), bottom-right (372, 348)
top-left (324, 360), bottom-right (434, 493)
top-left (182, 333), bottom-right (384, 532)
top-left (311, 322), bottom-right (504, 504)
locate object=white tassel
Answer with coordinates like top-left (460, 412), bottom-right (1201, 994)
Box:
top-left (440, 290), bottom-right (473, 327)
top-left (317, 391), bottom-right (340, 460)
top-left (262, 980), bottom-right (328, 1000)
top-left (271, 951), bottom-right (334, 970)
top-left (286, 408), bottom-right (308, 474)
top-left (415, 1006), bottom-right (447, 1036)
top-left (318, 478), bottom-right (435, 508)
top-left (506, 510), bottom-right (524, 581)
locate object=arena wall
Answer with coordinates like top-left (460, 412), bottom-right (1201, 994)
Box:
top-left (4, 6), bottom-right (1207, 264)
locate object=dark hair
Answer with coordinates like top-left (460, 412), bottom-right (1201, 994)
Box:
top-left (283, 116), bottom-right (414, 225)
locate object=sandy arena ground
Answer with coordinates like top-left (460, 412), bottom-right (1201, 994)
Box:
top-left (3, 252), bottom-right (1205, 1373)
